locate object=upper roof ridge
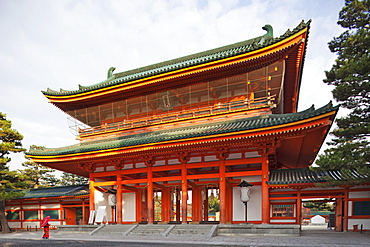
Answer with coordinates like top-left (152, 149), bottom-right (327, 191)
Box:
top-left (43, 20), bottom-right (311, 96)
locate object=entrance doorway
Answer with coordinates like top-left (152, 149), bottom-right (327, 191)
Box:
top-left (301, 198), bottom-right (340, 231)
top-left (64, 207), bottom-right (88, 225)
top-left (65, 208), bottom-right (77, 225)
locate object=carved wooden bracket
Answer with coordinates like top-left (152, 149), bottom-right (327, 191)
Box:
top-left (142, 155), bottom-right (155, 167)
top-left (215, 148), bottom-right (229, 160)
top-left (177, 152), bottom-right (190, 164)
top-left (257, 139), bottom-right (281, 156)
top-left (111, 159), bottom-right (125, 170)
top-left (77, 163), bottom-right (96, 172)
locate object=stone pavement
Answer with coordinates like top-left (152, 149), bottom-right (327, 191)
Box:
top-left (0, 229), bottom-right (369, 247)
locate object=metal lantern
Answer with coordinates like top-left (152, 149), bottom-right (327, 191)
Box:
top-left (237, 180), bottom-right (254, 224)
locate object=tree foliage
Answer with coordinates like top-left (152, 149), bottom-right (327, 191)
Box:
top-left (303, 201), bottom-right (334, 212)
top-left (208, 193), bottom-right (220, 213)
top-left (20, 145), bottom-right (59, 188)
top-left (315, 0), bottom-right (370, 185)
top-left (0, 112), bottom-right (26, 233)
top-left (59, 172), bottom-right (89, 186)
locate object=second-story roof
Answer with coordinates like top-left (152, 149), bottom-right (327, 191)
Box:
top-left (42, 21), bottom-right (311, 115)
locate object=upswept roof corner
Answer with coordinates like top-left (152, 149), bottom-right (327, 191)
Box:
top-left (26, 101), bottom-right (337, 157)
top-left (42, 20), bottom-right (311, 97)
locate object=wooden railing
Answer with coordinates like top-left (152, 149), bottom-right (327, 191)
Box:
top-left (79, 95), bottom-right (275, 136)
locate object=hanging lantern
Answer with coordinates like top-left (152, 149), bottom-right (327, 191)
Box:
top-left (238, 180), bottom-right (254, 202)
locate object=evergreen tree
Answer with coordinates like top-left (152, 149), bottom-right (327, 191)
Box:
top-left (208, 194), bottom-right (220, 213)
top-left (0, 112), bottom-right (26, 233)
top-left (20, 145), bottom-right (60, 188)
top-left (315, 0), bottom-right (370, 185)
top-left (58, 172), bottom-right (88, 186)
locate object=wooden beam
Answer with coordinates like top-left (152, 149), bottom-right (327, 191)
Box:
top-left (121, 184), bottom-right (138, 192)
top-left (94, 181), bottom-right (117, 186)
top-left (226, 170), bottom-right (262, 177)
top-left (153, 182), bottom-right (167, 190)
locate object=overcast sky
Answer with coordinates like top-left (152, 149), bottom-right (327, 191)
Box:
top-left (1, 0), bottom-right (345, 171)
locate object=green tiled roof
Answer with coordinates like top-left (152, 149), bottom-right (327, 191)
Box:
top-left (16, 185), bottom-right (89, 199)
top-left (268, 168), bottom-right (368, 185)
top-left (27, 101), bottom-right (337, 157)
top-left (43, 20), bottom-right (310, 97)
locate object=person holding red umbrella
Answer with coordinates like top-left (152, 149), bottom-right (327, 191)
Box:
top-left (41, 216), bottom-right (50, 239)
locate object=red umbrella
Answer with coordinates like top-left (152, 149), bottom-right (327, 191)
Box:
top-left (41, 216), bottom-right (50, 227)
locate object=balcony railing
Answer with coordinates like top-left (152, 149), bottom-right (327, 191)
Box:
top-left (79, 95), bottom-right (275, 137)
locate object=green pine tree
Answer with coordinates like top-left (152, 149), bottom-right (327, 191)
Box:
top-left (20, 145), bottom-right (60, 188)
top-left (0, 112), bottom-right (26, 233)
top-left (314, 0), bottom-right (370, 185)
top-left (58, 172), bottom-right (88, 186)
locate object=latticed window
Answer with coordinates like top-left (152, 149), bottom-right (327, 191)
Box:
top-left (353, 201), bottom-right (370, 216)
top-left (43, 210), bottom-right (59, 219)
top-left (24, 210), bottom-right (38, 220)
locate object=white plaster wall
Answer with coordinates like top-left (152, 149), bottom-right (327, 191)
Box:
top-left (8, 222), bottom-right (21, 229)
top-left (23, 222), bottom-right (40, 228)
top-left (41, 204), bottom-right (59, 209)
top-left (22, 205), bottom-right (39, 209)
top-left (233, 185), bottom-right (261, 221)
top-left (122, 192), bottom-right (136, 222)
top-left (94, 190), bottom-right (112, 222)
top-left (311, 215), bottom-right (326, 224)
top-left (349, 191), bottom-right (370, 199)
top-left (348, 219), bottom-right (370, 230)
top-left (348, 201), bottom-right (353, 216)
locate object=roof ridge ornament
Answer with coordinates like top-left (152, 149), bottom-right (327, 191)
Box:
top-left (262, 24), bottom-right (273, 38)
top-left (107, 67), bottom-right (116, 79)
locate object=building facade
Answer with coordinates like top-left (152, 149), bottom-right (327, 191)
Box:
top-left (5, 185), bottom-right (89, 229)
top-left (25, 21), bottom-right (369, 231)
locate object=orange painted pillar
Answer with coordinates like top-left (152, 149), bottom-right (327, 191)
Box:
top-left (191, 187), bottom-right (197, 222)
top-left (219, 157), bottom-right (227, 224)
top-left (147, 165), bottom-right (154, 224)
top-left (204, 187), bottom-right (209, 221)
top-left (296, 189), bottom-right (301, 226)
top-left (89, 173), bottom-right (95, 211)
top-left (176, 188), bottom-right (181, 221)
top-left (192, 186), bottom-right (202, 222)
top-left (344, 187), bottom-right (349, 231)
top-left (136, 189), bottom-right (142, 223)
top-left (116, 173), bottom-right (123, 224)
top-left (261, 155), bottom-right (270, 224)
top-left (82, 201), bottom-right (86, 225)
top-left (227, 183), bottom-right (233, 223)
top-left (335, 197), bottom-right (343, 231)
top-left (181, 162), bottom-right (188, 224)
top-left (162, 187), bottom-right (170, 223)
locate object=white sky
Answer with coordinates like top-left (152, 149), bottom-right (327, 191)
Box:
top-left (0, 0), bottom-right (345, 171)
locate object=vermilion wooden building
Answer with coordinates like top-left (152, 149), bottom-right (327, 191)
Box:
top-left (26, 21), bottom-right (370, 231)
top-left (5, 185), bottom-right (89, 229)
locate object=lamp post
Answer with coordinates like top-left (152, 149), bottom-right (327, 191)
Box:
top-left (238, 180), bottom-right (254, 224)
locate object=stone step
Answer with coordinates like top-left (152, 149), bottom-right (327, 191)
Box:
top-left (168, 224), bottom-right (213, 236)
top-left (217, 224), bottom-right (300, 236)
top-left (128, 224), bottom-right (170, 236)
top-left (97, 224), bottom-right (135, 234)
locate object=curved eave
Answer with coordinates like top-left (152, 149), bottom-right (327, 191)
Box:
top-left (44, 27), bottom-right (309, 106)
top-left (27, 109), bottom-right (336, 164)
